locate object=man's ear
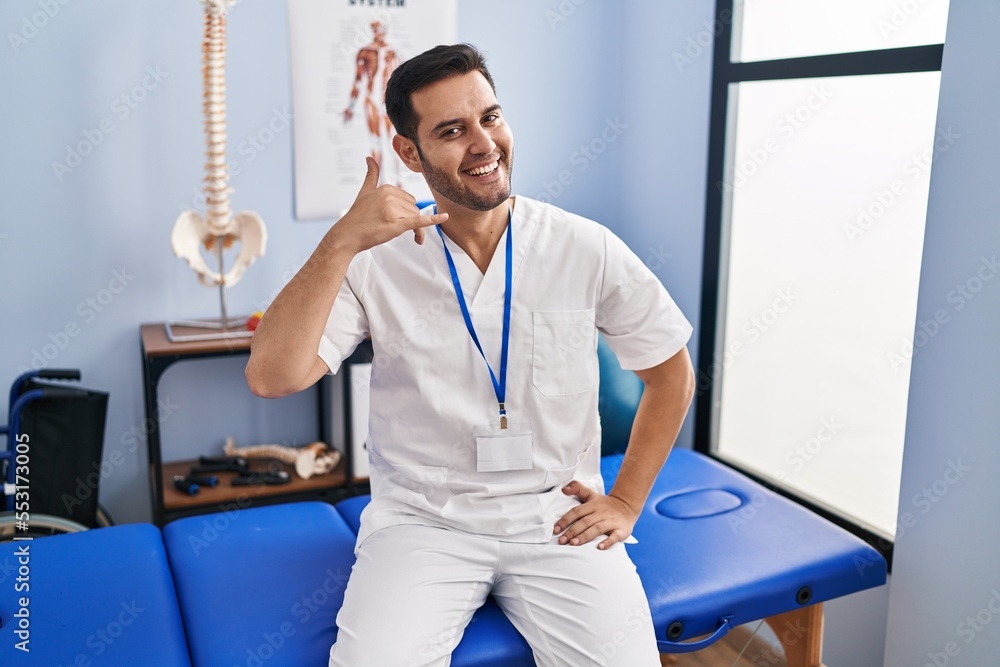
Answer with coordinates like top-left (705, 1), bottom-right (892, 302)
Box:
top-left (393, 134), bottom-right (423, 174)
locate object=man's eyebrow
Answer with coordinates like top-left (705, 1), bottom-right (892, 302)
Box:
top-left (430, 117), bottom-right (462, 135)
top-left (428, 104), bottom-right (503, 135)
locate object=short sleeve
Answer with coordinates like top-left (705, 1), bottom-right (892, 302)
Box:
top-left (596, 228), bottom-right (693, 370)
top-left (317, 253), bottom-right (371, 375)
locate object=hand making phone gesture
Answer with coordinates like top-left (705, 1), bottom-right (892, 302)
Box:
top-left (245, 157), bottom-right (446, 399)
top-left (336, 157), bottom-right (446, 251)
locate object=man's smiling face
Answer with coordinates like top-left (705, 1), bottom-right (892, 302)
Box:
top-left (405, 71), bottom-right (514, 212)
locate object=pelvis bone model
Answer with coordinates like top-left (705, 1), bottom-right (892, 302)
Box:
top-left (172, 0), bottom-right (266, 288)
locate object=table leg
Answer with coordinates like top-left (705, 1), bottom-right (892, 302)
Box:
top-left (765, 603), bottom-right (824, 667)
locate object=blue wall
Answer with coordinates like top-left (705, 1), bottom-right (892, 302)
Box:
top-left (0, 1), bottom-right (906, 663)
top-left (1, 0), bottom-right (326, 524)
top-left (0, 0), bottom-right (705, 523)
top-left (884, 1), bottom-right (1000, 664)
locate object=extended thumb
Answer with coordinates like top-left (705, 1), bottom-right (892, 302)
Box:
top-left (359, 156), bottom-right (380, 192)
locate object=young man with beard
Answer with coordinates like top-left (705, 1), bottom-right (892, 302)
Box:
top-left (246, 43), bottom-right (695, 666)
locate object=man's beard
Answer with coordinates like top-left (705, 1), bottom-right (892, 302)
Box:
top-left (417, 149), bottom-right (513, 212)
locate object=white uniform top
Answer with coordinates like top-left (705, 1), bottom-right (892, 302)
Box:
top-left (318, 196), bottom-right (693, 550)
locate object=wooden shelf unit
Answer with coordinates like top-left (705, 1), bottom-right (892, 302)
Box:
top-left (140, 322), bottom-right (371, 525)
top-left (160, 457), bottom-right (348, 511)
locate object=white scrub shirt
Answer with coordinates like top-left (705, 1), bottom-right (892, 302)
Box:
top-left (318, 196), bottom-right (693, 550)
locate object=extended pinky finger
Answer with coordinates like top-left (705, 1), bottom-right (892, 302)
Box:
top-left (598, 530), bottom-right (627, 551)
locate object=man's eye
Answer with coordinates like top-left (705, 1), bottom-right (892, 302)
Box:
top-left (483, 114), bottom-right (499, 123)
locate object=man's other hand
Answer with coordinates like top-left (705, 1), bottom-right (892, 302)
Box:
top-left (553, 481), bottom-right (640, 550)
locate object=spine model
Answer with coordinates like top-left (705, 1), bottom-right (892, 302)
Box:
top-left (171, 0), bottom-right (267, 289)
top-left (223, 437), bottom-right (342, 480)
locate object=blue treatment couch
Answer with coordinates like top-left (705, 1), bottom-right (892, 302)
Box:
top-left (0, 344), bottom-right (887, 665)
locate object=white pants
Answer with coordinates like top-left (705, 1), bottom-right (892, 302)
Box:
top-left (328, 524), bottom-right (661, 667)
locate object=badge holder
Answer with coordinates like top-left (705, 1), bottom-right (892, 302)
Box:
top-left (474, 421), bottom-right (533, 472)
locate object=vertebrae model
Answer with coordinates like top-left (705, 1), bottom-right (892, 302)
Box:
top-left (172, 0), bottom-right (266, 288)
top-left (223, 437), bottom-right (341, 480)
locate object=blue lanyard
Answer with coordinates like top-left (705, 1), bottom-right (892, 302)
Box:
top-left (436, 207), bottom-right (513, 428)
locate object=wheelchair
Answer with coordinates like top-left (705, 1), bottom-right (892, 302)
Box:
top-left (0, 369), bottom-right (113, 540)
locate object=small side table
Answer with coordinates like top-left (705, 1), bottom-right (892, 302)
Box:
top-left (140, 322), bottom-right (371, 525)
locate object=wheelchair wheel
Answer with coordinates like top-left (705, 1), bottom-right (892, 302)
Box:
top-left (0, 512), bottom-right (90, 541)
top-left (95, 504), bottom-right (114, 527)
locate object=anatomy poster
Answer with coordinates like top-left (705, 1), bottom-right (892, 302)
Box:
top-left (287, 0), bottom-right (457, 220)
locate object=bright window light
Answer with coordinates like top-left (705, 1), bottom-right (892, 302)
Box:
top-left (735, 0), bottom-right (950, 62)
top-left (714, 71), bottom-right (944, 540)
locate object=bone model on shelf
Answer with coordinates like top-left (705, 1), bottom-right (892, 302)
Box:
top-left (172, 0), bottom-right (266, 288)
top-left (223, 437), bottom-right (342, 480)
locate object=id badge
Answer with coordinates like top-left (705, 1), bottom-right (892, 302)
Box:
top-left (474, 422), bottom-right (533, 472)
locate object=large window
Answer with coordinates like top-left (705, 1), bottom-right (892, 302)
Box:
top-left (696, 0), bottom-right (951, 561)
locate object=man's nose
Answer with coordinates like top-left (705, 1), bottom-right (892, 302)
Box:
top-left (468, 124), bottom-right (497, 155)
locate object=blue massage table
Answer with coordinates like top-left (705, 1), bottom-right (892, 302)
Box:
top-left (0, 447), bottom-right (885, 666)
top-left (0, 339), bottom-right (887, 664)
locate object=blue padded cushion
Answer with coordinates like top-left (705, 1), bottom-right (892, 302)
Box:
top-left (334, 493), bottom-right (369, 535)
top-left (451, 599), bottom-right (534, 667)
top-left (163, 502), bottom-right (358, 667)
top-left (597, 335), bottom-right (644, 456)
top-left (601, 449), bottom-right (888, 645)
top-left (333, 497), bottom-right (535, 665)
top-left (656, 488), bottom-right (744, 519)
top-left (0, 524), bottom-right (191, 666)
top-left (333, 496), bottom-right (366, 536)
top-left (337, 450), bottom-right (887, 654)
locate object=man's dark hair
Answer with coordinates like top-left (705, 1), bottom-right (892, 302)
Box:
top-left (386, 43), bottom-right (496, 144)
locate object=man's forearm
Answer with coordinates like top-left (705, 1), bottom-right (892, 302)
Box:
top-left (245, 158), bottom-right (447, 399)
top-left (245, 228), bottom-right (355, 398)
top-left (607, 348), bottom-right (695, 515)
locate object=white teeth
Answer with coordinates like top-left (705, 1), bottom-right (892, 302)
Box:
top-left (467, 161), bottom-right (498, 176)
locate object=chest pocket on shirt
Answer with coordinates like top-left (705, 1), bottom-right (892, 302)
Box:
top-left (532, 309), bottom-right (597, 396)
